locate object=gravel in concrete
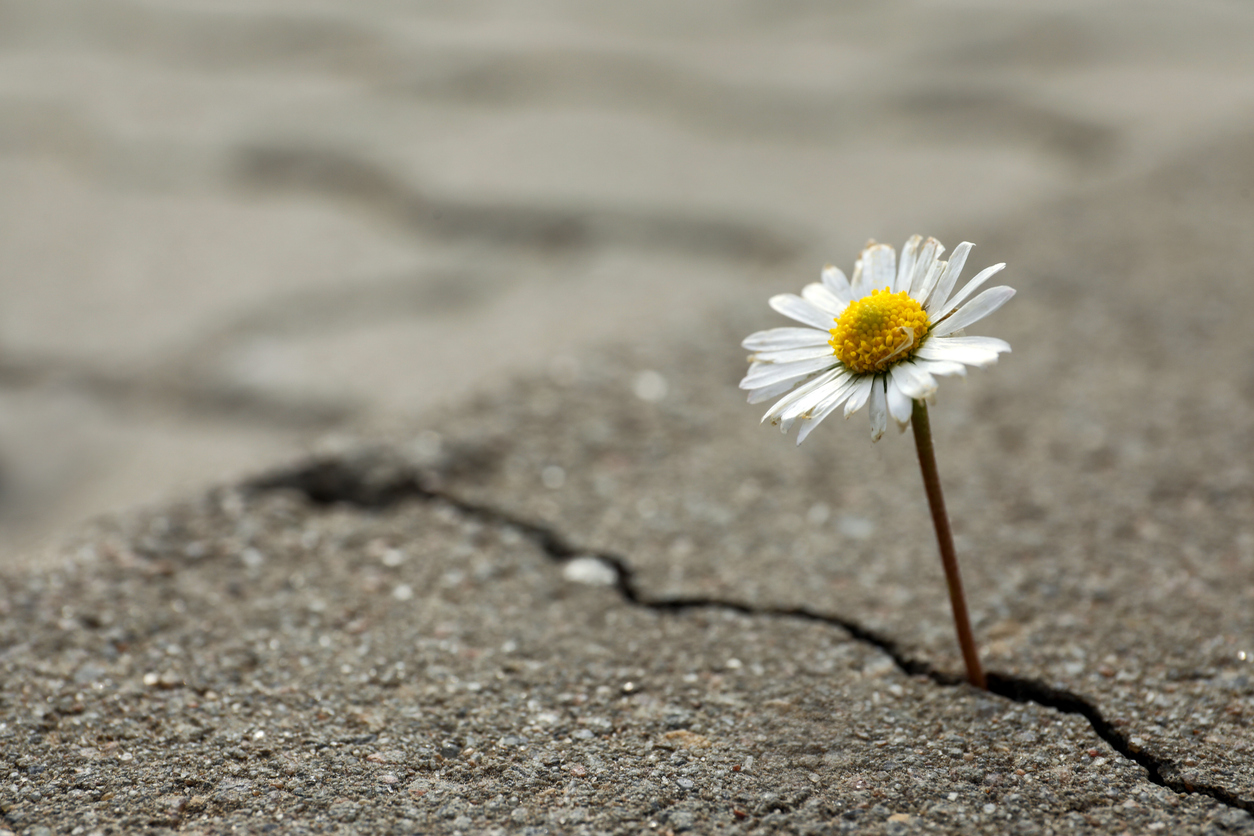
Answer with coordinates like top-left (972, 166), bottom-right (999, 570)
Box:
top-left (411, 130), bottom-right (1254, 818)
top-left (1, 487), bottom-right (1246, 834)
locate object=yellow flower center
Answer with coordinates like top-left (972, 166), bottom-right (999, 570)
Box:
top-left (828, 288), bottom-right (930, 374)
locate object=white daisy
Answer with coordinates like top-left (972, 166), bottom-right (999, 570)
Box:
top-left (741, 235), bottom-right (1014, 444)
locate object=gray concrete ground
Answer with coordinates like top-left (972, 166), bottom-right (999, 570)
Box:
top-left (5, 135), bottom-right (1254, 829)
top-left (0, 479), bottom-right (1246, 834)
top-left (6, 0), bottom-right (1254, 562)
top-left (418, 128), bottom-right (1254, 815)
top-left (4, 1), bottom-right (1254, 834)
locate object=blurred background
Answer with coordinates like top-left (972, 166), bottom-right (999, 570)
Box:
top-left (3, 0), bottom-right (1254, 567)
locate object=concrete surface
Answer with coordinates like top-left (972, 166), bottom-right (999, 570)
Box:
top-left (7, 0), bottom-right (1254, 561)
top-left (417, 127), bottom-right (1254, 815)
top-left (4, 1), bottom-right (1254, 834)
top-left (5, 129), bottom-right (1254, 828)
top-left (0, 476), bottom-right (1246, 834)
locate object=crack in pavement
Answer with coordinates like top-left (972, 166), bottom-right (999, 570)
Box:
top-left (246, 454), bottom-right (1254, 819)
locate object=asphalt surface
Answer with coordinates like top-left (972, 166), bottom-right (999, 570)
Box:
top-left (6, 131), bottom-right (1254, 828)
top-left (4, 2), bottom-right (1254, 834)
top-left (0, 450), bottom-right (1248, 834)
top-left (7, 0), bottom-right (1254, 562)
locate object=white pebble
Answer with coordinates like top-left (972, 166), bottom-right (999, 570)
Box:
top-left (562, 557), bottom-right (618, 587)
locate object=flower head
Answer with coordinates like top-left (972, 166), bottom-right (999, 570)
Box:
top-left (740, 236), bottom-right (1014, 443)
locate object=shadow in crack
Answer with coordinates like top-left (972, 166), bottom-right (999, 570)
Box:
top-left (245, 451), bottom-right (1254, 819)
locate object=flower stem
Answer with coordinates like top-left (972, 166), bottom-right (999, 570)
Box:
top-left (910, 399), bottom-right (986, 690)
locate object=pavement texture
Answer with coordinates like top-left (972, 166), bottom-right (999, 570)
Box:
top-left (0, 478), bottom-right (1248, 835)
top-left (4, 2), bottom-right (1254, 835)
top-left (7, 0), bottom-right (1254, 560)
top-left (5, 133), bottom-right (1254, 830)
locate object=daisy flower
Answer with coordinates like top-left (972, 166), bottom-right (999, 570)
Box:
top-left (741, 235), bottom-right (1015, 444)
top-left (740, 234), bottom-right (1016, 689)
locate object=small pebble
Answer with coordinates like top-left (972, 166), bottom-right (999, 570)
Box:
top-left (562, 557), bottom-right (618, 587)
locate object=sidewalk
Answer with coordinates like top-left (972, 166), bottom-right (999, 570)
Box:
top-left (6, 0), bottom-right (1254, 564)
top-left (4, 129), bottom-right (1254, 828)
top-left (0, 458), bottom-right (1243, 833)
top-left (3, 2), bottom-right (1254, 833)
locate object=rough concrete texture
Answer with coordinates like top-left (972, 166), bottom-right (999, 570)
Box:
top-left (8, 0), bottom-right (1254, 560)
top-left (5, 2), bottom-right (1254, 834)
top-left (0, 488), bottom-right (1245, 834)
top-left (5, 132), bottom-right (1254, 830)
top-left (413, 129), bottom-right (1254, 815)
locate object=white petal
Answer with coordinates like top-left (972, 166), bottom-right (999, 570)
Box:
top-left (930, 242), bottom-right (972, 304)
top-left (931, 263), bottom-right (1006, 320)
top-left (886, 377), bottom-right (914, 427)
top-left (842, 375), bottom-right (875, 417)
top-left (821, 265), bottom-right (854, 303)
top-left (923, 242), bottom-right (971, 309)
top-left (762, 368), bottom-right (844, 426)
top-left (909, 237), bottom-right (944, 296)
top-left (889, 361), bottom-right (938, 400)
top-left (862, 242), bottom-right (896, 293)
top-left (750, 345), bottom-right (836, 364)
top-left (930, 286), bottom-right (1016, 337)
top-left (916, 335), bottom-right (1010, 368)
top-left (894, 235), bottom-right (922, 294)
top-left (740, 356), bottom-right (835, 390)
top-left (779, 369), bottom-right (851, 422)
top-left (927, 335), bottom-right (1011, 355)
top-left (795, 375), bottom-right (861, 444)
top-left (746, 377), bottom-right (804, 404)
top-left (912, 259), bottom-right (946, 309)
top-left (916, 343), bottom-right (999, 368)
top-left (742, 327), bottom-right (830, 351)
top-left (850, 255), bottom-right (867, 297)
top-left (868, 377), bottom-right (888, 441)
top-left (914, 358), bottom-right (968, 378)
top-left (801, 282), bottom-right (847, 317)
top-left (769, 293), bottom-right (838, 330)
top-left (785, 372), bottom-right (857, 435)
top-left (927, 260), bottom-right (961, 315)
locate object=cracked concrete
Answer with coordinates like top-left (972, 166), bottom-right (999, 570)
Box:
top-left (247, 449), bottom-right (1254, 818)
top-left (391, 130), bottom-right (1254, 826)
top-left (8, 126), bottom-right (1254, 825)
top-left (4, 1), bottom-right (1254, 833)
top-left (0, 479), bottom-right (1247, 834)
top-left (8, 0), bottom-right (1254, 560)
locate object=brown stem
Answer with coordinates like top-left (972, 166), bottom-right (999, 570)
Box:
top-left (910, 399), bottom-right (986, 689)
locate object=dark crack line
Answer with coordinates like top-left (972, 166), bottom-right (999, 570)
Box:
top-left (246, 456), bottom-right (1254, 818)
